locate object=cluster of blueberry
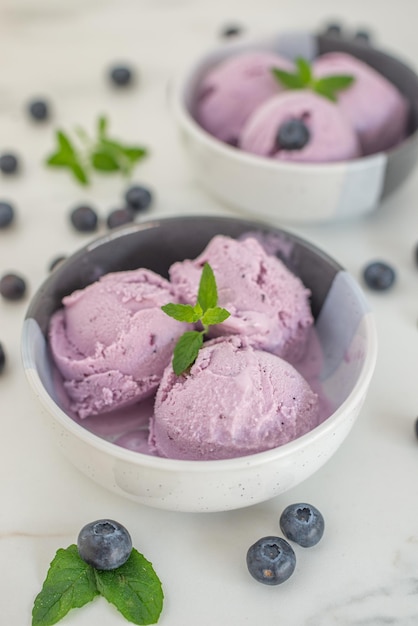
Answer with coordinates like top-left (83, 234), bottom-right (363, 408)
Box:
top-left (0, 63), bottom-right (150, 375)
top-left (70, 183), bottom-right (152, 233)
top-left (246, 502), bottom-right (324, 585)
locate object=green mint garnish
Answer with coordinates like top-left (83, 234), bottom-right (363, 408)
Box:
top-left (46, 115), bottom-right (148, 185)
top-left (272, 57), bottom-right (355, 102)
top-left (95, 546), bottom-right (163, 625)
top-left (161, 262), bottom-right (230, 375)
top-left (32, 544), bottom-right (163, 626)
top-left (46, 131), bottom-right (89, 185)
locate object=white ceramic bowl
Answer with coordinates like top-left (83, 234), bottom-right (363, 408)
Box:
top-left (173, 30), bottom-right (418, 224)
top-left (22, 216), bottom-right (377, 512)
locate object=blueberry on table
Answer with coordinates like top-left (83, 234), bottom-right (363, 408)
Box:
top-left (109, 65), bottom-right (134, 87)
top-left (0, 153), bottom-right (19, 175)
top-left (220, 24), bottom-right (243, 38)
top-left (0, 202), bottom-right (15, 228)
top-left (70, 205), bottom-right (99, 232)
top-left (324, 22), bottom-right (342, 36)
top-left (354, 29), bottom-right (371, 44)
top-left (276, 119), bottom-right (310, 151)
top-left (0, 343), bottom-right (5, 373)
top-left (246, 536), bottom-right (296, 585)
top-left (0, 273), bottom-right (27, 300)
top-left (125, 184), bottom-right (153, 212)
top-left (106, 207), bottom-right (134, 229)
top-left (280, 502), bottom-right (325, 548)
top-left (77, 519), bottom-right (132, 570)
top-left (363, 261), bottom-right (396, 291)
top-left (28, 99), bottom-right (50, 121)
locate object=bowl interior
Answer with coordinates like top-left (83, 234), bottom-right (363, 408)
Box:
top-left (23, 216), bottom-right (375, 452)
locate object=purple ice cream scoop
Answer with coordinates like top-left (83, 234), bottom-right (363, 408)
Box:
top-left (48, 268), bottom-right (190, 418)
top-left (194, 51), bottom-right (293, 146)
top-left (313, 52), bottom-right (410, 155)
top-left (239, 89), bottom-right (361, 162)
top-left (149, 335), bottom-right (320, 461)
top-left (169, 234), bottom-right (314, 362)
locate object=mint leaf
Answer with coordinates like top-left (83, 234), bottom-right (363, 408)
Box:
top-left (123, 147), bottom-right (148, 162)
top-left (46, 153), bottom-right (71, 167)
top-left (201, 306), bottom-right (230, 326)
top-left (315, 75), bottom-right (355, 91)
top-left (56, 130), bottom-right (78, 158)
top-left (271, 57), bottom-right (355, 102)
top-left (91, 150), bottom-right (120, 172)
top-left (161, 303), bottom-right (200, 323)
top-left (32, 545), bottom-right (99, 626)
top-left (295, 57), bottom-right (312, 84)
top-left (94, 548), bottom-right (163, 625)
top-left (313, 74), bottom-right (355, 101)
top-left (172, 330), bottom-right (203, 375)
top-left (271, 67), bottom-right (305, 89)
top-left (197, 262), bottom-right (218, 311)
top-left (46, 130), bottom-right (89, 185)
top-left (69, 162), bottom-right (90, 185)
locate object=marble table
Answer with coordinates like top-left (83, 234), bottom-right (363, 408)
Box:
top-left (1, 1), bottom-right (418, 624)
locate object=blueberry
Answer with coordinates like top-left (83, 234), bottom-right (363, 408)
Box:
top-left (354, 29), bottom-right (371, 44)
top-left (325, 22), bottom-right (342, 36)
top-left (0, 273), bottom-right (27, 301)
top-left (246, 536), bottom-right (296, 585)
top-left (0, 343), bottom-right (5, 373)
top-left (0, 202), bottom-right (15, 228)
top-left (125, 185), bottom-right (153, 212)
top-left (0, 153), bottom-right (19, 175)
top-left (363, 261), bottom-right (396, 291)
top-left (276, 119), bottom-right (310, 151)
top-left (28, 99), bottom-right (50, 121)
top-left (77, 519), bottom-right (132, 570)
top-left (70, 205), bottom-right (99, 232)
top-left (106, 207), bottom-right (134, 229)
top-left (280, 503), bottom-right (325, 548)
top-left (220, 24), bottom-right (243, 38)
top-left (109, 65), bottom-right (134, 87)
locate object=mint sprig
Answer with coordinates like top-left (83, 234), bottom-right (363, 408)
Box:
top-left (46, 115), bottom-right (148, 185)
top-left (272, 57), bottom-right (355, 102)
top-left (161, 262), bottom-right (230, 375)
top-left (32, 545), bottom-right (163, 626)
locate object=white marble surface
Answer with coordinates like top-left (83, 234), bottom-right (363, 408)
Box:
top-left (2, 1), bottom-right (418, 624)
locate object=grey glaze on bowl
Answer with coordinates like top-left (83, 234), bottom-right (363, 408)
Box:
top-left (173, 30), bottom-right (418, 223)
top-left (22, 216), bottom-right (377, 512)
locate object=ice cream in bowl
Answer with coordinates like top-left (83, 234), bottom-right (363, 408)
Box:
top-left (172, 28), bottom-right (418, 223)
top-left (22, 216), bottom-right (377, 512)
